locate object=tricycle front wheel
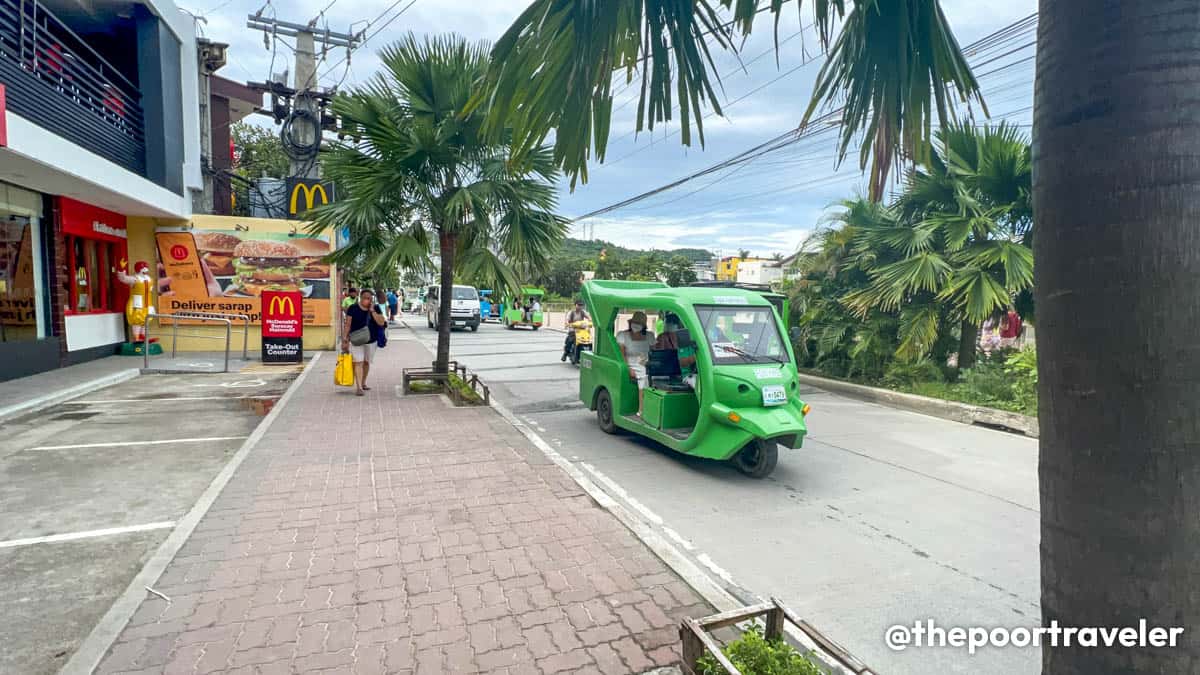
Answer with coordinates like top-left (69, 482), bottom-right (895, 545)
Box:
top-left (733, 439), bottom-right (778, 478)
top-left (596, 389), bottom-right (616, 434)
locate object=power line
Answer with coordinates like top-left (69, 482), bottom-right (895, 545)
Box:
top-left (573, 13), bottom-right (1039, 223)
top-left (317, 0), bottom-right (418, 84)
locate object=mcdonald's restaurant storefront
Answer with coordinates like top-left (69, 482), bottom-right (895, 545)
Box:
top-left (125, 214), bottom-right (336, 353)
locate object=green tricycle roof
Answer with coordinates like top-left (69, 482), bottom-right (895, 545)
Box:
top-left (581, 279), bottom-right (774, 309)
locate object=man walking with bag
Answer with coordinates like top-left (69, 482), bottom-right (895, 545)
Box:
top-left (342, 289), bottom-right (387, 396)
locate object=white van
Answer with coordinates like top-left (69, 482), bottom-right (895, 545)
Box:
top-left (425, 284), bottom-right (481, 331)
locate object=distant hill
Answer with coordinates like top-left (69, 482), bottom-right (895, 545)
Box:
top-left (558, 238), bottom-right (713, 264)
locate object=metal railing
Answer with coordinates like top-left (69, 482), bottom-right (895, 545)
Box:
top-left (143, 312), bottom-right (250, 373)
top-left (166, 311), bottom-right (250, 361)
top-left (0, 0), bottom-right (147, 174)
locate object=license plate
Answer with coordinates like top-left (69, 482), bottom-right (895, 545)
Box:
top-left (762, 384), bottom-right (787, 406)
top-left (453, 320), bottom-right (464, 326)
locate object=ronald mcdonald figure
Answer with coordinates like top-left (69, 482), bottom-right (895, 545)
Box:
top-left (116, 260), bottom-right (155, 342)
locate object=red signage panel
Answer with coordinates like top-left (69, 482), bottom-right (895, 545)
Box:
top-left (58, 197), bottom-right (127, 243)
top-left (262, 290), bottom-right (303, 337)
top-left (261, 289), bottom-right (303, 363)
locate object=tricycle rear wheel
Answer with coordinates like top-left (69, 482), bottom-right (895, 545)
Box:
top-left (596, 389), bottom-right (616, 434)
top-left (733, 439), bottom-right (778, 478)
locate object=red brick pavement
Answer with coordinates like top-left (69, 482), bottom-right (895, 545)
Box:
top-left (94, 335), bottom-right (711, 674)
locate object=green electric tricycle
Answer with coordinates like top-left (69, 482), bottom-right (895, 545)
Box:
top-left (578, 280), bottom-right (810, 478)
top-left (502, 287), bottom-right (545, 329)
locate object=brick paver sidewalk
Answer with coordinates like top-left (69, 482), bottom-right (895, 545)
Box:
top-left (96, 333), bottom-right (712, 674)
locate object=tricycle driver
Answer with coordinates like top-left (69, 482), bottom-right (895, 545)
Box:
top-left (654, 313), bottom-right (698, 389)
top-left (565, 299), bottom-right (589, 355)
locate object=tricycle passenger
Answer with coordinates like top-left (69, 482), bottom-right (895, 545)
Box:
top-left (617, 310), bottom-right (655, 416)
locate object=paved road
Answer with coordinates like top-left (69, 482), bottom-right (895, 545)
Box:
top-left (409, 317), bottom-right (1041, 674)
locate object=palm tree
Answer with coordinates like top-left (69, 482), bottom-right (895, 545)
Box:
top-left (486, 3), bottom-right (1200, 672)
top-left (1033, 4), bottom-right (1200, 673)
top-left (309, 34), bottom-right (567, 373)
top-left (843, 122), bottom-right (1032, 369)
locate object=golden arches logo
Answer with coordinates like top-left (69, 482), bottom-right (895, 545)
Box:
top-left (268, 295), bottom-right (296, 316)
top-left (289, 182), bottom-right (329, 214)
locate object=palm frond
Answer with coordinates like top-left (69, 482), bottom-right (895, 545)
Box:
top-left (803, 0), bottom-right (984, 201)
top-left (936, 266), bottom-right (1009, 323)
top-left (896, 302), bottom-right (940, 360)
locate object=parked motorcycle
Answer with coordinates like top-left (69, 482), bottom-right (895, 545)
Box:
top-left (562, 319), bottom-right (593, 365)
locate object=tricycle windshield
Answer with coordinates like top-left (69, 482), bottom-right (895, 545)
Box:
top-left (695, 305), bottom-right (787, 365)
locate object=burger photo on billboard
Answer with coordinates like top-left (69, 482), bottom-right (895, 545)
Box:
top-left (227, 240), bottom-right (303, 296)
top-left (291, 237), bottom-right (331, 279)
top-left (194, 232), bottom-right (241, 276)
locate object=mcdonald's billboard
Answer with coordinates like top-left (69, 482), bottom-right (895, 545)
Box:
top-left (285, 178), bottom-right (336, 220)
top-left (262, 290), bottom-right (303, 363)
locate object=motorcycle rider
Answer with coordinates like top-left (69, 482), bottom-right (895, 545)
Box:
top-left (562, 299), bottom-right (589, 361)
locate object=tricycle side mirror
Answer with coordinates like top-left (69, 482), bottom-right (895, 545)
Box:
top-left (789, 327), bottom-right (801, 342)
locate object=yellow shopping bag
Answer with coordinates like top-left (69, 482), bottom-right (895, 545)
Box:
top-left (334, 352), bottom-right (355, 387)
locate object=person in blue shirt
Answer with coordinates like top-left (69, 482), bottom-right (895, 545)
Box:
top-left (385, 289), bottom-right (399, 322)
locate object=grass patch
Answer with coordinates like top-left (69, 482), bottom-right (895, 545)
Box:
top-left (447, 373), bottom-right (484, 405)
top-left (407, 380), bottom-right (443, 395)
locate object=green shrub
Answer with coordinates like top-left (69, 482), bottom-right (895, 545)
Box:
top-left (696, 627), bottom-right (823, 675)
top-left (960, 360), bottom-right (1014, 404)
top-left (1004, 348), bottom-right (1038, 415)
top-left (883, 358), bottom-right (944, 387)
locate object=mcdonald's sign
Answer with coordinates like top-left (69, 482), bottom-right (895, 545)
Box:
top-left (285, 178), bottom-right (336, 219)
top-left (262, 290), bottom-right (303, 363)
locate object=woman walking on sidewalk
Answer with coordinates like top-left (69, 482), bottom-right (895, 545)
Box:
top-left (343, 289), bottom-right (387, 396)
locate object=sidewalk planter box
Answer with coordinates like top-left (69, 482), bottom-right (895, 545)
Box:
top-left (402, 361), bottom-right (490, 406)
top-left (680, 598), bottom-right (875, 675)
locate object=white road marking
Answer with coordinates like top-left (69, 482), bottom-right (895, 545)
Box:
top-left (697, 553), bottom-right (737, 585)
top-left (31, 436), bottom-right (249, 451)
top-left (74, 396), bottom-right (277, 404)
top-left (222, 379), bottom-right (265, 388)
top-left (0, 521), bottom-right (176, 549)
top-left (580, 462), bottom-right (664, 526)
top-left (663, 526), bottom-right (696, 551)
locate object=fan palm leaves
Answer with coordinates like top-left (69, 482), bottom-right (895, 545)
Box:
top-left (851, 122), bottom-right (1031, 363)
top-left (306, 33), bottom-right (568, 372)
top-left (478, 0), bottom-right (984, 193)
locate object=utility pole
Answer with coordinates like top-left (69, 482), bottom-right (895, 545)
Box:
top-left (246, 15), bottom-right (360, 180)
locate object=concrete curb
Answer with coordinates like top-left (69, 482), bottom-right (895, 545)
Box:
top-left (0, 368), bottom-right (140, 424)
top-left (60, 352), bottom-right (323, 675)
top-left (798, 372), bottom-right (1039, 437)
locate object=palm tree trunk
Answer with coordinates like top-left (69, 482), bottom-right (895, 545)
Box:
top-left (957, 320), bottom-right (978, 371)
top-left (434, 228), bottom-right (456, 374)
top-left (1035, 1), bottom-right (1200, 672)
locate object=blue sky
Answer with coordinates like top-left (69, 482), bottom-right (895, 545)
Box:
top-left (197, 0), bottom-right (1037, 256)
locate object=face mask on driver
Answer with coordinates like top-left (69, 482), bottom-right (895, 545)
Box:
top-left (630, 323), bottom-right (644, 333)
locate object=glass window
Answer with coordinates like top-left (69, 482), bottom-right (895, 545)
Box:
top-left (695, 305), bottom-right (787, 365)
top-left (66, 236), bottom-right (117, 313)
top-left (452, 287), bottom-right (477, 300)
top-left (0, 215), bottom-right (40, 341)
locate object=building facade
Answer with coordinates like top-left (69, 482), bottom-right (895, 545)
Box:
top-left (736, 259), bottom-right (784, 286)
top-left (0, 0), bottom-right (204, 381)
top-left (716, 256), bottom-right (771, 281)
